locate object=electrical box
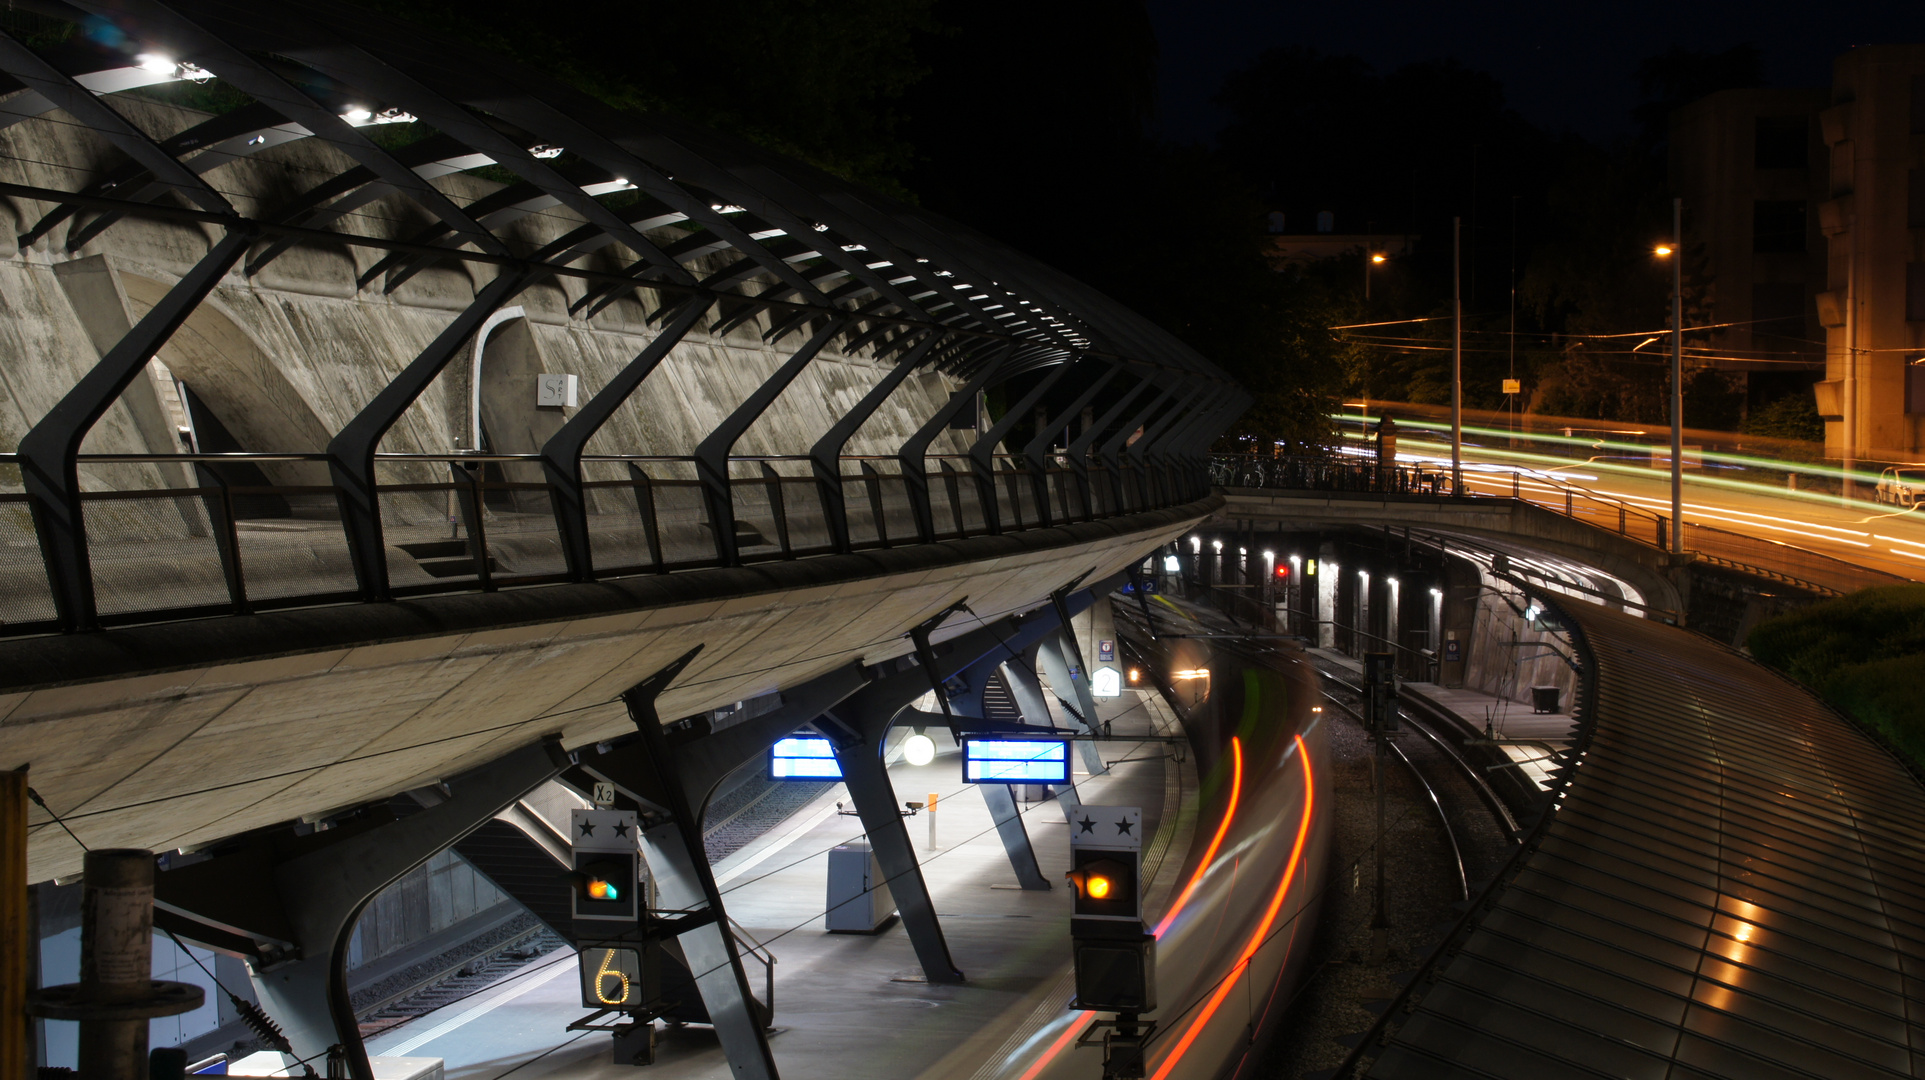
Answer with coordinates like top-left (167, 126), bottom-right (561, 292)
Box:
top-left (825, 841), bottom-right (894, 932)
top-left (538, 373), bottom-right (579, 408)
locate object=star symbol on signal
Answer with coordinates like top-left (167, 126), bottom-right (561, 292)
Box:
top-left (613, 821), bottom-right (630, 838)
top-left (1115, 818), bottom-right (1134, 836)
top-left (579, 821), bottom-right (596, 837)
top-left (1077, 816), bottom-right (1097, 834)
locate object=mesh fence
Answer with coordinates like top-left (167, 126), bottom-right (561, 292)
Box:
top-left (379, 486), bottom-right (481, 589)
top-left (650, 479), bottom-right (718, 567)
top-left (840, 473), bottom-right (884, 548)
top-left (0, 493), bottom-right (56, 624)
top-left (728, 479), bottom-right (786, 560)
top-left (471, 486), bottom-right (568, 580)
top-left (84, 492), bottom-right (230, 615)
top-left (231, 501), bottom-right (361, 602)
top-left (778, 477), bottom-right (832, 554)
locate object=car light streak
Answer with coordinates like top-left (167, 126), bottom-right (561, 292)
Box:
top-left (1149, 734), bottom-right (1316, 1080)
top-left (1154, 736), bottom-right (1242, 939)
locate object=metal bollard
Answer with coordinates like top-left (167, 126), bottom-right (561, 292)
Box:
top-left (29, 850), bottom-right (203, 1080)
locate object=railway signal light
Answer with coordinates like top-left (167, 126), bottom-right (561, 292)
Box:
top-left (1068, 806), bottom-right (1156, 1017)
top-left (571, 808), bottom-right (641, 923)
top-left (1068, 852), bottom-right (1140, 921)
top-left (570, 853), bottom-right (639, 922)
top-left (1275, 564), bottom-right (1290, 579)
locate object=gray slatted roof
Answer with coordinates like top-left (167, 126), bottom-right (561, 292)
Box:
top-left (1356, 600), bottom-right (1925, 1080)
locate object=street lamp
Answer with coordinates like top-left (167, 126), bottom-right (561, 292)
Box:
top-left (1653, 199), bottom-right (1683, 554)
top-left (1365, 251), bottom-right (1386, 301)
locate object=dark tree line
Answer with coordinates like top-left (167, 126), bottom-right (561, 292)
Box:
top-left (372, 1), bottom-right (1810, 447)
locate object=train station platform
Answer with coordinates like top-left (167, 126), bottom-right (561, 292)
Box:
top-left (359, 687), bottom-right (1193, 1080)
top-left (1347, 600), bottom-right (1925, 1080)
top-left (1309, 650), bottom-right (1578, 790)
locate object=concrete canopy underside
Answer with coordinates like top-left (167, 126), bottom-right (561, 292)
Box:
top-left (3, 498), bottom-right (1212, 883)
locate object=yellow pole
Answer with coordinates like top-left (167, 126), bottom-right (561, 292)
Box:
top-left (2, 768), bottom-right (27, 1080)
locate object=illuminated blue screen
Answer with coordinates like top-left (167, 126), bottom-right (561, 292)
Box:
top-left (770, 736), bottom-right (842, 780)
top-left (962, 738), bottom-right (1070, 784)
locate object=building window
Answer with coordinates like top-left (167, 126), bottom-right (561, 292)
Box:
top-left (1750, 282), bottom-right (1806, 346)
top-left (1755, 115), bottom-right (1808, 169)
top-left (1753, 201), bottom-right (1807, 254)
top-left (1909, 264), bottom-right (1925, 323)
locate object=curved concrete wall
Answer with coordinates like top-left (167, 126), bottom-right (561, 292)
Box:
top-left (0, 96), bottom-right (975, 490)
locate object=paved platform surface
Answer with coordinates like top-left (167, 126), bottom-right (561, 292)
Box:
top-left (364, 687), bottom-right (1195, 1080)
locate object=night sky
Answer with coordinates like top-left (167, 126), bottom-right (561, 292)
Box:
top-left (1149, 0), bottom-right (1925, 144)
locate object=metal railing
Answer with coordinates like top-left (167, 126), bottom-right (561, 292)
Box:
top-left (0, 450), bottom-right (1208, 635)
top-left (1214, 454), bottom-right (1909, 596)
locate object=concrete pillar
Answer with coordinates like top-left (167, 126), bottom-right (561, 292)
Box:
top-left (1317, 541), bottom-right (1339, 649)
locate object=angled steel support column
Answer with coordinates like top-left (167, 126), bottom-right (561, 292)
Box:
top-left (1096, 386), bottom-right (1180, 514)
top-left (694, 318), bottom-right (844, 566)
top-left (327, 270), bottom-right (533, 600)
top-left (808, 333), bottom-right (941, 552)
top-left (1000, 648), bottom-right (1104, 787)
top-left (817, 687), bottom-right (965, 983)
top-left (541, 297), bottom-right (712, 579)
top-left (153, 738), bottom-right (567, 1080)
top-left (948, 651), bottom-right (1049, 891)
top-left (897, 346), bottom-right (1014, 542)
top-left (17, 229), bottom-right (253, 630)
top-left (1065, 379), bottom-right (1154, 520)
top-left (965, 359), bottom-right (1077, 534)
top-left (584, 649), bottom-right (781, 1080)
top-left (1148, 390), bottom-right (1238, 501)
top-left (1021, 364), bottom-right (1121, 527)
top-left (1128, 385), bottom-right (1212, 508)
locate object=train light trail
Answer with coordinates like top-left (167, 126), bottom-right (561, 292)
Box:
top-left (1151, 735), bottom-right (1316, 1080)
top-left (1155, 737), bottom-right (1242, 938)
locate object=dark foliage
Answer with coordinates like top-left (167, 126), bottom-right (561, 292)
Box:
top-left (1747, 586), bottom-right (1925, 772)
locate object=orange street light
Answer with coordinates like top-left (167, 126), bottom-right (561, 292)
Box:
top-left (1653, 244), bottom-right (1675, 257)
top-left (1370, 252), bottom-right (1387, 264)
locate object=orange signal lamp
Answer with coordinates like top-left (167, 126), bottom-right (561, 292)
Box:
top-left (1087, 875), bottom-right (1113, 900)
top-left (587, 878), bottom-right (619, 901)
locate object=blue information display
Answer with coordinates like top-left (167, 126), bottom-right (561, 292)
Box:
top-left (963, 737), bottom-right (1071, 784)
top-left (770, 736), bottom-right (842, 780)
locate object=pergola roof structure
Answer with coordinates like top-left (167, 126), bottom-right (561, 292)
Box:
top-left (0, 0), bottom-right (1248, 394)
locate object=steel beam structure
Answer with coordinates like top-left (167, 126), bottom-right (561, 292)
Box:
top-left (0, 1), bottom-right (1244, 639)
top-left (153, 739), bottom-right (567, 1080)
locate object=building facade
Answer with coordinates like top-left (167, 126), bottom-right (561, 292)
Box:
top-left (1815, 45), bottom-right (1925, 463)
top-left (1672, 45), bottom-right (1925, 462)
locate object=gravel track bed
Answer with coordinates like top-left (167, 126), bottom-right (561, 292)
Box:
top-left (1255, 662), bottom-right (1515, 1078)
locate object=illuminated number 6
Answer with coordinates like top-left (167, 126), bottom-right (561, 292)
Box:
top-left (595, 949), bottom-right (630, 1005)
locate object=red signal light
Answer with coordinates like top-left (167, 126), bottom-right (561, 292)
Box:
top-left (1275, 565), bottom-right (1291, 579)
